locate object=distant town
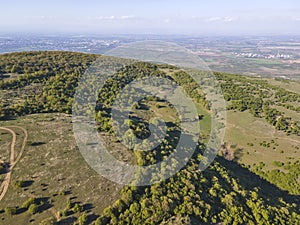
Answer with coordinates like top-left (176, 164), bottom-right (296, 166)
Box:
top-left (0, 34), bottom-right (300, 80)
top-left (233, 52), bottom-right (293, 59)
top-left (0, 35), bottom-right (124, 54)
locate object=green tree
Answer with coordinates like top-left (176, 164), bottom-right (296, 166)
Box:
top-left (78, 212), bottom-right (87, 225)
top-left (4, 207), bottom-right (17, 216)
top-left (28, 203), bottom-right (38, 215)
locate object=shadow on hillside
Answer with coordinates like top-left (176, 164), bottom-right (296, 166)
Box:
top-left (216, 157), bottom-right (300, 209)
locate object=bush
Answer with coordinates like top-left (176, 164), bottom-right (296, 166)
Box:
top-left (272, 161), bottom-right (284, 167)
top-left (13, 180), bottom-right (25, 188)
top-left (4, 207), bottom-right (17, 216)
top-left (21, 197), bottom-right (35, 209)
top-left (28, 203), bottom-right (38, 215)
top-left (39, 217), bottom-right (56, 225)
top-left (78, 212), bottom-right (87, 225)
top-left (72, 203), bottom-right (83, 213)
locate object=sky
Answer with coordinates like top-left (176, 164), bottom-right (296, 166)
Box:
top-left (1, 0), bottom-right (300, 35)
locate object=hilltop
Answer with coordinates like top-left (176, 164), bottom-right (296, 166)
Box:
top-left (0, 51), bottom-right (299, 224)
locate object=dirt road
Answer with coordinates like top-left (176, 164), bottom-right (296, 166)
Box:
top-left (0, 126), bottom-right (27, 202)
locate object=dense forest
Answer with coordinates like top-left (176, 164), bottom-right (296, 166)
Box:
top-left (0, 51), bottom-right (299, 224)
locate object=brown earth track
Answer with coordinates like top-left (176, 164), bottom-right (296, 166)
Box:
top-left (0, 126), bottom-right (27, 202)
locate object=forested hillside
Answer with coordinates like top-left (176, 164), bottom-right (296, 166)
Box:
top-left (0, 51), bottom-right (299, 224)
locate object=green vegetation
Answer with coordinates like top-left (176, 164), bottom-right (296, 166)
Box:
top-left (0, 51), bottom-right (299, 224)
top-left (0, 51), bottom-right (97, 117)
top-left (28, 203), bottom-right (38, 215)
top-left (224, 110), bottom-right (300, 194)
top-left (4, 207), bottom-right (17, 216)
top-left (13, 180), bottom-right (26, 188)
top-left (216, 72), bottom-right (300, 135)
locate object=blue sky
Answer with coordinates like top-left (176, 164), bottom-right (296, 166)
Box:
top-left (1, 0), bottom-right (300, 35)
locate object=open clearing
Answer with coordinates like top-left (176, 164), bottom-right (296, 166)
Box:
top-left (0, 114), bottom-right (126, 225)
top-left (225, 110), bottom-right (300, 171)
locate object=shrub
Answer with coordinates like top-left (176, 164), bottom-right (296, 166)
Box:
top-left (72, 203), bottom-right (82, 213)
top-left (4, 207), bottom-right (17, 216)
top-left (78, 212), bottom-right (87, 225)
top-left (28, 203), bottom-right (38, 215)
top-left (39, 217), bottom-right (56, 225)
top-left (13, 180), bottom-right (25, 188)
top-left (272, 161), bottom-right (284, 167)
top-left (21, 197), bottom-right (35, 209)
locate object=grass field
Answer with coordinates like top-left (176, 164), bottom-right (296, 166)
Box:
top-left (266, 78), bottom-right (300, 94)
top-left (0, 113), bottom-right (125, 225)
top-left (225, 110), bottom-right (300, 171)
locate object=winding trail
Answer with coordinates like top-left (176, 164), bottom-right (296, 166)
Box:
top-left (0, 126), bottom-right (27, 202)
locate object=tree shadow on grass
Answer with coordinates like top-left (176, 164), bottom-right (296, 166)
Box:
top-left (82, 203), bottom-right (94, 213)
top-left (57, 216), bottom-right (77, 225)
top-left (216, 157), bottom-right (300, 210)
top-left (86, 213), bottom-right (99, 224)
top-left (22, 180), bottom-right (34, 188)
top-left (30, 142), bottom-right (46, 146)
top-left (36, 197), bottom-right (54, 213)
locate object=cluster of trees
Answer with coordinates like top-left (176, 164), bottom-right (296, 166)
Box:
top-left (171, 70), bottom-right (209, 109)
top-left (0, 51), bottom-right (97, 76)
top-left (94, 62), bottom-right (171, 134)
top-left (215, 72), bottom-right (300, 135)
top-left (0, 51), bottom-right (97, 118)
top-left (4, 197), bottom-right (45, 217)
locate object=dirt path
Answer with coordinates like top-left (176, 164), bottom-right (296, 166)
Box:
top-left (0, 126), bottom-right (27, 202)
top-left (7, 126), bottom-right (28, 164)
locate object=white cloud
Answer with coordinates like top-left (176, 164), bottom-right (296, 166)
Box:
top-left (205, 17), bottom-right (222, 22)
top-left (120, 15), bottom-right (135, 20)
top-left (224, 16), bottom-right (234, 22)
top-left (95, 15), bottom-right (136, 20)
top-left (205, 16), bottom-right (236, 23)
top-left (164, 18), bottom-right (171, 23)
top-left (40, 15), bottom-right (56, 20)
top-left (293, 17), bottom-right (300, 21)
